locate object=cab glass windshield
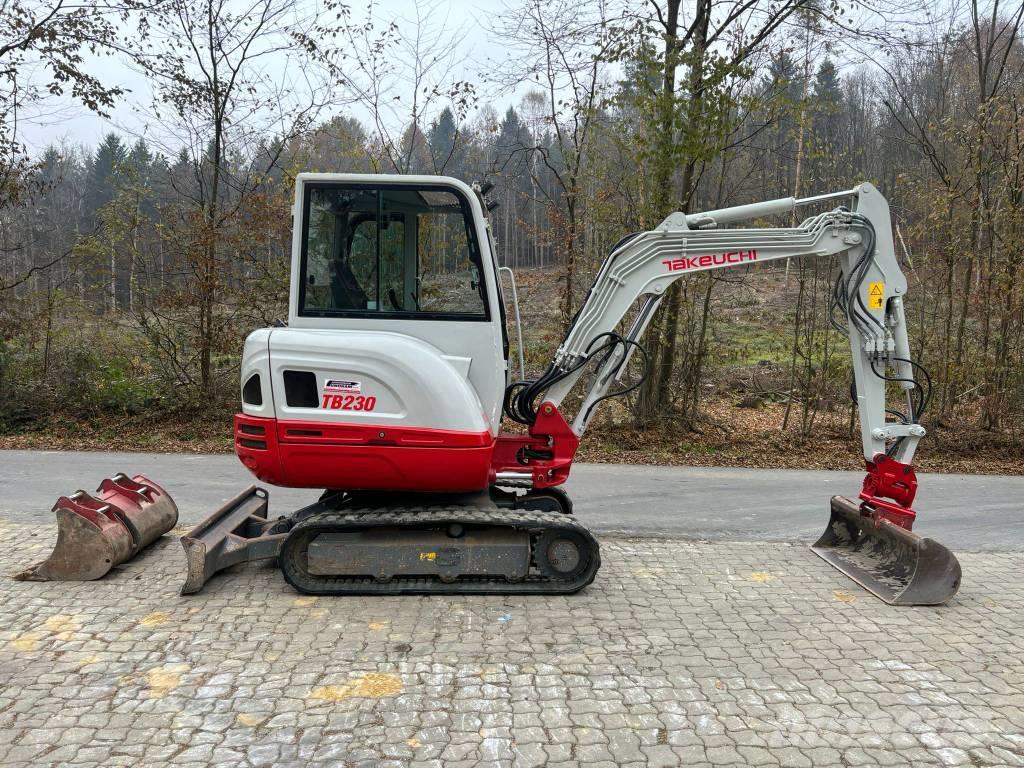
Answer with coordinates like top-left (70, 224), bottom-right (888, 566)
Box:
top-left (298, 184), bottom-right (488, 319)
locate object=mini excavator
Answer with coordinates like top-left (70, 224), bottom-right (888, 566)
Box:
top-left (175, 174), bottom-right (960, 605)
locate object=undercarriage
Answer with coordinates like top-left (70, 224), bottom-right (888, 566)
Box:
top-left (180, 485), bottom-right (600, 596)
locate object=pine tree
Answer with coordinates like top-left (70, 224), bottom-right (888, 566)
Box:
top-left (127, 139), bottom-right (153, 185)
top-left (493, 107), bottom-right (529, 175)
top-left (397, 122), bottom-right (430, 174)
top-left (812, 58), bottom-right (842, 141)
top-left (427, 107), bottom-right (459, 174)
top-left (86, 133), bottom-right (127, 222)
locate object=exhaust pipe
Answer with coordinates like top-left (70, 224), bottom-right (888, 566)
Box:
top-left (15, 474), bottom-right (178, 582)
top-left (812, 496), bottom-right (961, 605)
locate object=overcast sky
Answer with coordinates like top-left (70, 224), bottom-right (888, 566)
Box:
top-left (18, 0), bottom-right (942, 157)
top-left (20, 0), bottom-right (526, 155)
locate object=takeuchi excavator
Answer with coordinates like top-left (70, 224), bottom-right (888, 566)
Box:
top-left (175, 174), bottom-right (961, 605)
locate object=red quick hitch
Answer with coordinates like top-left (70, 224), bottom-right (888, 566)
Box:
top-left (490, 402), bottom-right (581, 489)
top-left (859, 453), bottom-right (918, 530)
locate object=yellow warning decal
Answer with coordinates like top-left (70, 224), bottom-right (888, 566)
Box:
top-left (419, 552), bottom-right (436, 561)
top-left (868, 282), bottom-right (884, 309)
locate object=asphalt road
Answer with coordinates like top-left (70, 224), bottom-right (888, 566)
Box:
top-left (1, 449), bottom-right (1021, 551)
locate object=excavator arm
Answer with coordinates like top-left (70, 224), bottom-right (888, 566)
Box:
top-left (494, 182), bottom-right (960, 605)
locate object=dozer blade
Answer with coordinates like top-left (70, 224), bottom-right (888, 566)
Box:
top-left (180, 486), bottom-right (286, 595)
top-left (15, 474), bottom-right (178, 582)
top-left (811, 495), bottom-right (961, 606)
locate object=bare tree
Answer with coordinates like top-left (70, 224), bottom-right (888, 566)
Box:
top-left (492, 0), bottom-right (620, 326)
top-left (125, 0), bottom-right (333, 397)
top-left (305, 0), bottom-right (476, 174)
top-left (0, 0), bottom-right (140, 294)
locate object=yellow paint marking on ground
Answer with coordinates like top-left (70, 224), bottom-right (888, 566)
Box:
top-left (292, 596), bottom-right (318, 607)
top-left (10, 632), bottom-right (41, 652)
top-left (144, 664), bottom-right (190, 699)
top-left (750, 572), bottom-right (773, 582)
top-left (407, 737), bottom-right (421, 749)
top-left (43, 614), bottom-right (81, 633)
top-left (833, 590), bottom-right (858, 603)
top-left (237, 713), bottom-right (266, 727)
top-left (76, 655), bottom-right (101, 667)
top-left (367, 622), bottom-right (388, 631)
top-left (309, 673), bottom-right (402, 702)
top-left (139, 611), bottom-right (171, 627)
top-left (7, 615), bottom-right (85, 649)
top-left (310, 608), bottom-right (328, 619)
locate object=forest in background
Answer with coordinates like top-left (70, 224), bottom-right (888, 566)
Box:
top-left (0, 0), bottom-right (1023, 471)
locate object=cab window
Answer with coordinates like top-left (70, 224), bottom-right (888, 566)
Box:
top-left (299, 184), bottom-right (488, 319)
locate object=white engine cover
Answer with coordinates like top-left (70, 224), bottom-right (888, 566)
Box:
top-left (241, 327), bottom-right (493, 435)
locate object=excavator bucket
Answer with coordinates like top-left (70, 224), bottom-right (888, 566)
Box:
top-left (15, 474), bottom-right (178, 582)
top-left (812, 495), bottom-right (961, 606)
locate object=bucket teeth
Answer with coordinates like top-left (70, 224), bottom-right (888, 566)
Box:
top-left (14, 473), bottom-right (178, 583)
top-left (811, 495), bottom-right (961, 606)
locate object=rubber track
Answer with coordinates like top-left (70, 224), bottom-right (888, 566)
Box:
top-left (280, 506), bottom-right (601, 595)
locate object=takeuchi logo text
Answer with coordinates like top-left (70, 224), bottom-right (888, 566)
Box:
top-left (663, 249), bottom-right (758, 272)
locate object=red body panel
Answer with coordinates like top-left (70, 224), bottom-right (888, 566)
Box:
top-left (235, 414), bottom-right (496, 492)
top-left (235, 404), bottom-right (584, 493)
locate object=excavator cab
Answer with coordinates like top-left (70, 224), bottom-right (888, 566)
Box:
top-left (230, 176), bottom-right (510, 493)
top-left (300, 184), bottom-right (489, 315)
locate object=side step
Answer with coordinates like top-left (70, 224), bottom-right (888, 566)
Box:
top-left (179, 487), bottom-right (286, 594)
top-left (812, 495), bottom-right (961, 606)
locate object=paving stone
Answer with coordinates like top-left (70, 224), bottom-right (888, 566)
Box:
top-left (0, 534), bottom-right (1020, 768)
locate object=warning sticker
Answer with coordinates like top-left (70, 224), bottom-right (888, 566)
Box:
top-left (868, 282), bottom-right (884, 310)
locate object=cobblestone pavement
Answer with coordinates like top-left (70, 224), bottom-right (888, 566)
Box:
top-left (1, 519), bottom-right (1022, 767)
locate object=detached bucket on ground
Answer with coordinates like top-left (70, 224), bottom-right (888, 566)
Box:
top-left (15, 473), bottom-right (178, 582)
top-left (812, 495), bottom-right (961, 606)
